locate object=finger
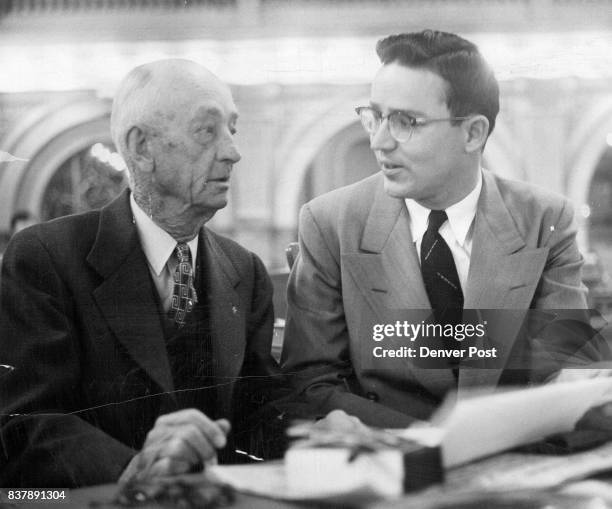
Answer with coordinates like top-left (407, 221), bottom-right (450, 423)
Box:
top-left (316, 409), bottom-right (348, 427)
top-left (118, 454), bottom-right (140, 484)
top-left (326, 409), bottom-right (351, 423)
top-left (154, 408), bottom-right (213, 427)
top-left (188, 414), bottom-right (228, 449)
top-left (147, 457), bottom-right (192, 478)
top-left (134, 446), bottom-right (162, 479)
top-left (317, 410), bottom-right (365, 432)
top-left (144, 418), bottom-right (211, 450)
top-left (204, 453), bottom-right (219, 467)
top-left (349, 415), bottom-right (368, 430)
top-left (143, 425), bottom-right (170, 448)
top-left (143, 424), bottom-right (184, 449)
top-left (163, 429), bottom-right (216, 464)
top-left (154, 409), bottom-right (228, 449)
top-left (216, 418), bottom-right (231, 436)
top-left (144, 424), bottom-right (216, 465)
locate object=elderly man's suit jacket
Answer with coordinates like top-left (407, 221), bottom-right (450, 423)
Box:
top-left (0, 190), bottom-right (282, 487)
top-left (282, 170), bottom-right (603, 428)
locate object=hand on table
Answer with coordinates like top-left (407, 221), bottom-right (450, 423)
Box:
top-left (314, 409), bottom-right (370, 433)
top-left (119, 409), bottom-right (230, 483)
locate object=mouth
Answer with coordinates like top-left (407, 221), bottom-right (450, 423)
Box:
top-left (206, 176), bottom-right (230, 183)
top-left (379, 161), bottom-right (403, 171)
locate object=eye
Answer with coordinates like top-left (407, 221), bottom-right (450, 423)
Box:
top-left (195, 124), bottom-right (216, 142)
top-left (367, 109), bottom-right (382, 123)
top-left (358, 108), bottom-right (381, 130)
top-left (394, 112), bottom-right (419, 129)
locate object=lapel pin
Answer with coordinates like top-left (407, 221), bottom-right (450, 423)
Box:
top-left (231, 305), bottom-right (238, 315)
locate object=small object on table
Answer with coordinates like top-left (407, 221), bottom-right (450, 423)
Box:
top-left (107, 475), bottom-right (234, 508)
top-left (285, 420), bottom-right (443, 499)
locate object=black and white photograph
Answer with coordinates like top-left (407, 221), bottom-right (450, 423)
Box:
top-left (1, 1), bottom-right (612, 507)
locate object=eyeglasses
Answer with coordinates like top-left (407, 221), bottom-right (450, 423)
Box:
top-left (355, 106), bottom-right (470, 143)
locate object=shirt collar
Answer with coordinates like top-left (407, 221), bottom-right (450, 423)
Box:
top-left (130, 193), bottom-right (198, 276)
top-left (405, 171), bottom-right (482, 247)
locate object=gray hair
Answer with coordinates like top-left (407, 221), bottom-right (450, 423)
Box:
top-left (110, 59), bottom-right (219, 176)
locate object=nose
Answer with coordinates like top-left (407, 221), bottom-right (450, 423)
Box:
top-left (370, 117), bottom-right (397, 152)
top-left (219, 135), bottom-right (241, 164)
top-left (227, 143), bottom-right (241, 164)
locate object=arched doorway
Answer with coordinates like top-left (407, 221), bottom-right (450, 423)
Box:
top-left (0, 96), bottom-right (122, 232)
top-left (0, 96), bottom-right (132, 256)
top-left (40, 142), bottom-right (128, 221)
top-left (586, 145), bottom-right (612, 288)
top-left (299, 122), bottom-right (377, 205)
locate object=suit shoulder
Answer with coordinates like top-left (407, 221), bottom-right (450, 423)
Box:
top-left (485, 171), bottom-right (577, 247)
top-left (6, 210), bottom-right (101, 259)
top-left (205, 229), bottom-right (265, 271)
top-left (491, 172), bottom-right (570, 216)
top-left (304, 173), bottom-right (381, 218)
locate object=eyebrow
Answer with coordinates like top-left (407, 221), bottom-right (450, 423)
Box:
top-left (191, 107), bottom-right (239, 125)
top-left (368, 101), bottom-right (426, 117)
top-left (193, 106), bottom-right (222, 120)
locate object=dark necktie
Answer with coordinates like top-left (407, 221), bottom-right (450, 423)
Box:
top-left (420, 210), bottom-right (463, 326)
top-left (168, 242), bottom-right (198, 328)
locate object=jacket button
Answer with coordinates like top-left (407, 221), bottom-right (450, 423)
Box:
top-left (366, 392), bottom-right (379, 402)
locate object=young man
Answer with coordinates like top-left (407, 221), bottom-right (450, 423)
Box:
top-left (282, 30), bottom-right (605, 429)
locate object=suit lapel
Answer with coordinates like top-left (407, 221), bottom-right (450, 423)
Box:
top-left (346, 173), bottom-right (553, 394)
top-left (344, 177), bottom-right (454, 396)
top-left (356, 178), bottom-right (430, 310)
top-left (204, 231), bottom-right (243, 417)
top-left (459, 170), bottom-right (549, 391)
top-left (465, 170), bottom-right (527, 309)
top-left (87, 190), bottom-right (174, 395)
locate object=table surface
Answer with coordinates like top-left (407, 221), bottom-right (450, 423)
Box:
top-left (9, 444), bottom-right (612, 509)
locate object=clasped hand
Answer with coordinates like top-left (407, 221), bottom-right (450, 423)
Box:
top-left (120, 408), bottom-right (230, 482)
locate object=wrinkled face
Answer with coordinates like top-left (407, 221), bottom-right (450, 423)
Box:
top-left (148, 79), bottom-right (241, 213)
top-left (369, 63), bottom-right (469, 208)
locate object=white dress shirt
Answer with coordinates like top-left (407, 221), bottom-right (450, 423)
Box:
top-left (130, 194), bottom-right (198, 312)
top-left (405, 173), bottom-right (482, 291)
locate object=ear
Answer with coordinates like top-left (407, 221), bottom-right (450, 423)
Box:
top-left (125, 125), bottom-right (154, 172)
top-left (463, 115), bottom-right (489, 154)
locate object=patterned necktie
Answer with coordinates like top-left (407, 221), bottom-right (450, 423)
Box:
top-left (420, 210), bottom-right (463, 325)
top-left (168, 242), bottom-right (198, 328)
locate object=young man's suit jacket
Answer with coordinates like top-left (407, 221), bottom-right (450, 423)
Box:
top-left (0, 190), bottom-right (283, 487)
top-left (282, 169), bottom-right (605, 428)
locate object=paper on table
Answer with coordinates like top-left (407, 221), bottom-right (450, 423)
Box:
top-left (433, 376), bottom-right (612, 468)
top-left (207, 462), bottom-right (285, 496)
top-left (211, 378), bottom-right (612, 500)
top-left (473, 441), bottom-right (612, 489)
top-left (207, 462), bottom-right (388, 504)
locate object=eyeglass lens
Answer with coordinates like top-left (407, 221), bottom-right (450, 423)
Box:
top-left (358, 108), bottom-right (412, 142)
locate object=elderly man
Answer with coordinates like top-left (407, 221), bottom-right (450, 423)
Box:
top-left (0, 59), bottom-right (283, 487)
top-left (282, 30), bottom-right (608, 429)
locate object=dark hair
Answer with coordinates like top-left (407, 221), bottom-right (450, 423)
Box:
top-left (376, 30), bottom-right (499, 136)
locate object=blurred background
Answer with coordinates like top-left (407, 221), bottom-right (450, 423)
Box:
top-left (0, 0), bottom-right (611, 332)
